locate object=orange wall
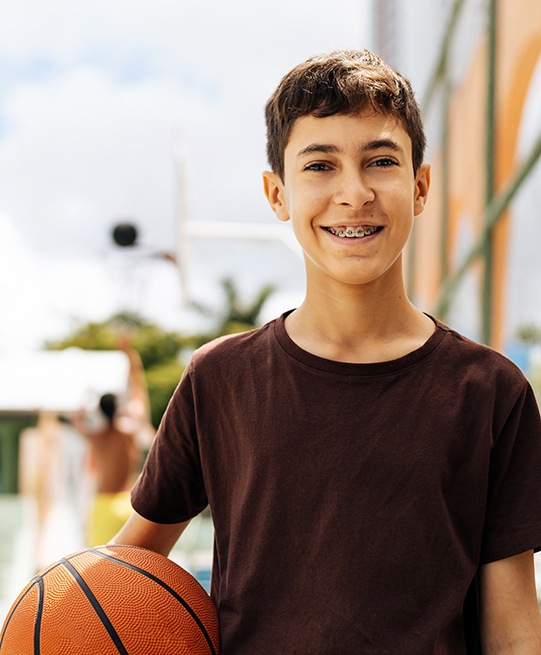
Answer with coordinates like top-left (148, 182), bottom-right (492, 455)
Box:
top-left (412, 0), bottom-right (541, 350)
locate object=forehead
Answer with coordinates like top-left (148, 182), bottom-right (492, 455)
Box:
top-left (285, 111), bottom-right (412, 157)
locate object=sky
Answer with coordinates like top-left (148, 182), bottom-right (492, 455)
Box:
top-left (0, 0), bottom-right (372, 350)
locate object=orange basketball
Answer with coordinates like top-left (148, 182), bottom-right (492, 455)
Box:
top-left (0, 545), bottom-right (219, 654)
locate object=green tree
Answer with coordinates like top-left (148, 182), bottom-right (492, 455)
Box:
top-left (190, 276), bottom-right (276, 346)
top-left (46, 312), bottom-right (186, 428)
top-left (516, 323), bottom-right (541, 345)
top-left (515, 323), bottom-right (541, 406)
top-left (45, 279), bottom-right (276, 426)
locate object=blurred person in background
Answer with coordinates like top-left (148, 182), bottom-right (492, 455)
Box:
top-left (19, 412), bottom-right (84, 571)
top-left (73, 339), bottom-right (154, 546)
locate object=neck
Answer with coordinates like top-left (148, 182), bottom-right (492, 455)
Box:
top-left (286, 266), bottom-right (434, 363)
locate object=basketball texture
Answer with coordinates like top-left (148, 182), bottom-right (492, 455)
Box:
top-left (0, 545), bottom-right (219, 654)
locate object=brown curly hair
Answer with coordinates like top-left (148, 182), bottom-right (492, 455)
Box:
top-left (265, 49), bottom-right (426, 180)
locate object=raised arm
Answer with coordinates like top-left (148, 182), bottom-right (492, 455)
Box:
top-left (479, 550), bottom-right (541, 653)
top-left (117, 334), bottom-right (155, 448)
top-left (110, 510), bottom-right (191, 558)
top-left (70, 406), bottom-right (95, 441)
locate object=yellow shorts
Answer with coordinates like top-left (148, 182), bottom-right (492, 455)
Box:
top-left (87, 492), bottom-right (132, 547)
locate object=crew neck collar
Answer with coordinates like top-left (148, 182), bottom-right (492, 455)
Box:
top-left (273, 310), bottom-right (449, 376)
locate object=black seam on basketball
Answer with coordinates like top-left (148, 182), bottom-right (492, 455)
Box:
top-left (60, 558), bottom-right (128, 655)
top-left (89, 548), bottom-right (217, 655)
top-left (34, 577), bottom-right (44, 655)
top-left (0, 573), bottom-right (46, 652)
top-left (0, 593), bottom-right (21, 646)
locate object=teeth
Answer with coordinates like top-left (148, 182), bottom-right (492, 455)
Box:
top-left (328, 226), bottom-right (378, 238)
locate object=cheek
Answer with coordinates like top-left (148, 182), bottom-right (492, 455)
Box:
top-left (290, 186), bottom-right (327, 215)
top-left (384, 188), bottom-right (416, 215)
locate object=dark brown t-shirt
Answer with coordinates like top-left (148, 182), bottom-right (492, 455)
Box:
top-left (132, 314), bottom-right (541, 654)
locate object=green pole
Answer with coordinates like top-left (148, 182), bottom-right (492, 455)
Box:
top-left (435, 128), bottom-right (541, 317)
top-left (409, 0), bottom-right (466, 298)
top-left (421, 0), bottom-right (467, 113)
top-left (482, 0), bottom-right (498, 344)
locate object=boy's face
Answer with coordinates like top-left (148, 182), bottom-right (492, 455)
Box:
top-left (263, 111), bottom-right (430, 290)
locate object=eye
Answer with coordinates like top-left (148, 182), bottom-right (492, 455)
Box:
top-left (370, 157), bottom-right (398, 168)
top-left (304, 161), bottom-right (332, 172)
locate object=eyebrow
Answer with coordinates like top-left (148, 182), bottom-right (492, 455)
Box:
top-left (296, 138), bottom-right (405, 158)
top-left (296, 143), bottom-right (341, 157)
top-left (363, 139), bottom-right (404, 155)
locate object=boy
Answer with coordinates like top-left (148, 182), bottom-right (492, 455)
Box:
top-left (112, 50), bottom-right (541, 653)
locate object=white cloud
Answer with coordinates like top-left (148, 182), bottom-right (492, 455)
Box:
top-left (0, 0), bottom-right (369, 348)
top-left (0, 1), bottom-right (365, 69)
top-left (0, 213), bottom-right (117, 350)
top-left (0, 67), bottom-right (197, 253)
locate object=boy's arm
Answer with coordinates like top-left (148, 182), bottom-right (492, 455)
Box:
top-left (479, 550), bottom-right (541, 653)
top-left (110, 511), bottom-right (191, 557)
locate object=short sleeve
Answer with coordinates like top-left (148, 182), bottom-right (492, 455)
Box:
top-left (480, 381), bottom-right (541, 563)
top-left (131, 363), bottom-right (208, 524)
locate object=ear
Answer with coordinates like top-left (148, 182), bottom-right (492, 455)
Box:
top-left (262, 171), bottom-right (290, 222)
top-left (413, 163), bottom-right (431, 217)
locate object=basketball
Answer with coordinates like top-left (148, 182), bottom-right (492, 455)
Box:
top-left (0, 545), bottom-right (219, 654)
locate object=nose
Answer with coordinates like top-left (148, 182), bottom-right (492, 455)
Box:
top-left (333, 167), bottom-right (375, 209)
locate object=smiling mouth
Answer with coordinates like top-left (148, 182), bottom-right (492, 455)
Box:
top-left (325, 225), bottom-right (383, 239)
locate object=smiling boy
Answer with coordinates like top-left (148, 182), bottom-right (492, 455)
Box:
top-left (112, 50), bottom-right (541, 653)
top-left (264, 110), bottom-right (433, 364)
